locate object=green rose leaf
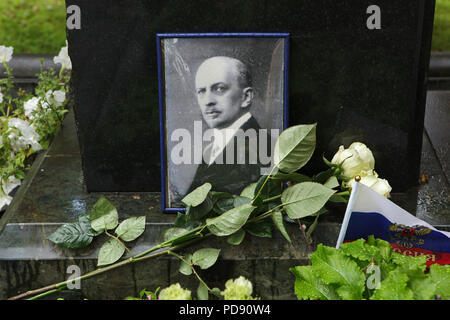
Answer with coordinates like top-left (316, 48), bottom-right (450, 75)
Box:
top-left (273, 123), bottom-right (316, 173)
top-left (210, 191), bottom-right (233, 206)
top-left (240, 183), bottom-right (258, 199)
top-left (192, 248), bottom-right (221, 270)
top-left (163, 227), bottom-right (189, 242)
top-left (90, 196), bottom-right (119, 232)
top-left (254, 175), bottom-right (283, 200)
top-left (271, 211), bottom-right (292, 244)
top-left (270, 172), bottom-right (311, 183)
top-left (329, 194), bottom-right (348, 203)
top-left (323, 176), bottom-right (339, 189)
top-left (313, 168), bottom-right (335, 184)
top-left (213, 197), bottom-right (235, 215)
top-left (179, 254), bottom-right (193, 276)
top-left (174, 213), bottom-right (197, 230)
top-left (197, 282), bottom-right (209, 301)
top-left (47, 222), bottom-right (93, 249)
top-left (206, 203), bottom-right (256, 236)
top-left (281, 182), bottom-right (334, 219)
top-left (181, 183), bottom-right (212, 207)
top-left (186, 196), bottom-right (213, 221)
top-left (227, 229), bottom-right (246, 246)
top-left (115, 216), bottom-right (146, 242)
top-left (78, 213), bottom-right (103, 237)
top-left (305, 208), bottom-right (328, 241)
top-left (97, 238), bottom-right (125, 266)
top-left (233, 196), bottom-right (252, 208)
top-left (245, 221), bottom-right (273, 238)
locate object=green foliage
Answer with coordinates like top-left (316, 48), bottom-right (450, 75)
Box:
top-left (206, 203), bottom-right (256, 236)
top-left (115, 216), bottom-right (146, 242)
top-left (273, 123), bottom-right (316, 173)
top-left (0, 0), bottom-right (66, 54)
top-left (290, 236), bottom-right (450, 300)
top-left (181, 183), bottom-right (212, 207)
top-left (89, 195), bottom-right (119, 232)
top-left (0, 53), bottom-right (69, 209)
top-left (281, 182), bottom-right (335, 219)
top-left (432, 0), bottom-right (450, 52)
top-left (97, 238), bottom-right (125, 267)
top-left (192, 248), bottom-right (221, 270)
top-left (48, 196), bottom-right (147, 267)
top-left (124, 288), bottom-right (160, 300)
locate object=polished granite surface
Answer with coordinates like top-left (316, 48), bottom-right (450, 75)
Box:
top-left (67, 0), bottom-right (434, 192)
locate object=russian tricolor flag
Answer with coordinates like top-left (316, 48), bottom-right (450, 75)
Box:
top-left (336, 183), bottom-right (450, 266)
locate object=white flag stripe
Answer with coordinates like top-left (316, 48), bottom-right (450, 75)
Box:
top-left (336, 182), bottom-right (450, 249)
top-left (353, 183), bottom-right (450, 237)
top-left (336, 182), bottom-right (360, 248)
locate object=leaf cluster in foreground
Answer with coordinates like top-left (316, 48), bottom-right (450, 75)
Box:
top-left (290, 236), bottom-right (450, 300)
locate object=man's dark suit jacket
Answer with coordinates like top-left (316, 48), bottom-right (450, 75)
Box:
top-left (188, 115), bottom-right (273, 195)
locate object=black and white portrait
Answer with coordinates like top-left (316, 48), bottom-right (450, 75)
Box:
top-left (158, 34), bottom-right (288, 210)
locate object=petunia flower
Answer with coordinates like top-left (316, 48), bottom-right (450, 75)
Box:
top-left (7, 118), bottom-right (42, 152)
top-left (53, 41), bottom-right (72, 70)
top-left (0, 45), bottom-right (13, 63)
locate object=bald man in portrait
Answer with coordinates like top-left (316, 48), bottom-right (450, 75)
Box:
top-left (187, 56), bottom-right (273, 195)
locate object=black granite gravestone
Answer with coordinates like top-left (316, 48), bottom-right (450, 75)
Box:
top-left (66, 0), bottom-right (435, 193)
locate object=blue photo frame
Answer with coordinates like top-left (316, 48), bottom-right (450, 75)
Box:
top-left (157, 33), bottom-right (290, 213)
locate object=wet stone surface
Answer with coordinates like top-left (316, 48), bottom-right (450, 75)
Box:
top-left (0, 90), bottom-right (448, 299)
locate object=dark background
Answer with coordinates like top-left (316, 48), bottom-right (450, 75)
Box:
top-left (66, 0), bottom-right (434, 193)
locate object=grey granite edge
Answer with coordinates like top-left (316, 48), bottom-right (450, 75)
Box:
top-left (0, 148), bottom-right (49, 234)
top-left (430, 51), bottom-right (450, 77)
top-left (1, 52), bottom-right (448, 78)
top-left (0, 54), bottom-right (60, 79)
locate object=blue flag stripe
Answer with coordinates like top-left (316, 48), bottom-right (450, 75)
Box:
top-left (346, 211), bottom-right (450, 253)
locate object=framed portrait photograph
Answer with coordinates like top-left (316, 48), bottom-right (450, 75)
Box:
top-left (157, 33), bottom-right (289, 212)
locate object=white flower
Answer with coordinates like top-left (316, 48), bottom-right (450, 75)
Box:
top-left (7, 118), bottom-right (42, 152)
top-left (0, 190), bottom-right (12, 211)
top-left (348, 171), bottom-right (392, 198)
top-left (221, 276), bottom-right (256, 300)
top-left (332, 142), bottom-right (375, 178)
top-left (158, 283), bottom-right (192, 300)
top-left (2, 175), bottom-right (21, 195)
top-left (24, 96), bottom-right (52, 119)
top-left (53, 41), bottom-right (72, 70)
top-left (24, 97), bottom-right (40, 119)
top-left (0, 45), bottom-right (13, 63)
top-left (0, 89), bottom-right (3, 104)
top-left (45, 90), bottom-right (66, 108)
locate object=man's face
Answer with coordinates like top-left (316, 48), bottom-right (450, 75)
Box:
top-left (195, 59), bottom-right (245, 129)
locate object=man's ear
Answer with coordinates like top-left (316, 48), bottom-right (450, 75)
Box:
top-left (241, 87), bottom-right (253, 108)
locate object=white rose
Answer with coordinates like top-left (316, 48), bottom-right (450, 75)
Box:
top-left (7, 118), bottom-right (42, 152)
top-left (0, 45), bottom-right (13, 63)
top-left (53, 42), bottom-right (72, 70)
top-left (331, 142), bottom-right (375, 178)
top-left (348, 172), bottom-right (392, 198)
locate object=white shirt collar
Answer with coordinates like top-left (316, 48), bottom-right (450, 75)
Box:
top-left (207, 112), bottom-right (252, 165)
